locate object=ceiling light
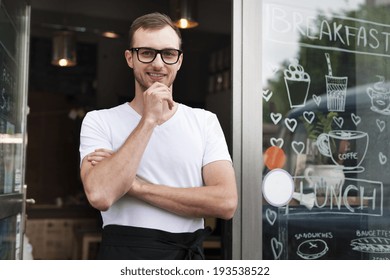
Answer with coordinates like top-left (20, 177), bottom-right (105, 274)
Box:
top-left (51, 30), bottom-right (77, 67)
top-left (171, 0), bottom-right (199, 29)
top-left (101, 31), bottom-right (120, 39)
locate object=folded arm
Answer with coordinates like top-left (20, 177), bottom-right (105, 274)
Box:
top-left (80, 118), bottom-right (156, 211)
top-left (130, 160), bottom-right (238, 220)
top-left (86, 151), bottom-right (238, 219)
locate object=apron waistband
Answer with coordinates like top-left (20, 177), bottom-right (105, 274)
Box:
top-left (100, 225), bottom-right (212, 260)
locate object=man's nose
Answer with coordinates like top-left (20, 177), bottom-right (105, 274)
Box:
top-left (152, 53), bottom-right (164, 67)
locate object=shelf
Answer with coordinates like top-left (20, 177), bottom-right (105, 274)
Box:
top-left (26, 204), bottom-right (100, 219)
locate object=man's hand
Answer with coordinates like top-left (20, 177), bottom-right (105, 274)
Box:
top-left (142, 82), bottom-right (175, 125)
top-left (87, 148), bottom-right (114, 166)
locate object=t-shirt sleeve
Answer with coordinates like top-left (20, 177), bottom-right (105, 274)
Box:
top-left (79, 111), bottom-right (112, 167)
top-left (202, 112), bottom-right (232, 166)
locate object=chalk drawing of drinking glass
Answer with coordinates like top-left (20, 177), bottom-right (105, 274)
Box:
top-left (316, 130), bottom-right (369, 173)
top-left (284, 58), bottom-right (311, 108)
top-left (324, 53), bottom-right (348, 112)
top-left (367, 75), bottom-right (390, 115)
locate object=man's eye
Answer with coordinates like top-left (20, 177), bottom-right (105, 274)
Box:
top-left (140, 50), bottom-right (155, 56)
top-left (162, 50), bottom-right (176, 57)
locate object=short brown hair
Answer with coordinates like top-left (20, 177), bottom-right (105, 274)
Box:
top-left (128, 12), bottom-right (182, 49)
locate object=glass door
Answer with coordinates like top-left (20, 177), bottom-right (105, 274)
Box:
top-left (0, 0), bottom-right (30, 260)
top-left (260, 0), bottom-right (390, 260)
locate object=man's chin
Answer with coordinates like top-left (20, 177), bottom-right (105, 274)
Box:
top-left (136, 78), bottom-right (172, 91)
top-left (147, 81), bottom-right (172, 88)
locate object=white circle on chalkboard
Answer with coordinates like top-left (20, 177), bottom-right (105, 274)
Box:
top-left (262, 169), bottom-right (294, 207)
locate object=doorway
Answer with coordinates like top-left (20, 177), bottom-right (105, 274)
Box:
top-left (25, 0), bottom-right (234, 260)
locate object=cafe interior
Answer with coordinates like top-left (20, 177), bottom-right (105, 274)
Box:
top-left (25, 0), bottom-right (233, 260)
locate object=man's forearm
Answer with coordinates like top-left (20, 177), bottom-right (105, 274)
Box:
top-left (129, 162), bottom-right (238, 219)
top-left (82, 118), bottom-right (156, 211)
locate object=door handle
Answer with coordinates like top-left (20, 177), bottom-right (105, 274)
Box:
top-left (26, 198), bottom-right (36, 205)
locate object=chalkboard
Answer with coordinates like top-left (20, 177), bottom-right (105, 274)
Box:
top-left (262, 0), bottom-right (390, 260)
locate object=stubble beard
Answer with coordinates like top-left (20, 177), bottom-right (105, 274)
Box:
top-left (134, 72), bottom-right (175, 93)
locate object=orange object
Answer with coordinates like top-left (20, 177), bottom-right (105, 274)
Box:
top-left (264, 146), bottom-right (286, 169)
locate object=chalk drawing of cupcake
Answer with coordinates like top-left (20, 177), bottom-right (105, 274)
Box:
top-left (284, 58), bottom-right (311, 108)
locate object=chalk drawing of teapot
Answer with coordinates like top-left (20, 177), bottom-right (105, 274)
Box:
top-left (367, 75), bottom-right (390, 115)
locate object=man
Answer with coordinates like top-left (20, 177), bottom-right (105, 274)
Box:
top-left (79, 12), bottom-right (237, 260)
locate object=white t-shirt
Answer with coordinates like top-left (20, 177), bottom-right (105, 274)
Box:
top-left (79, 102), bottom-right (231, 233)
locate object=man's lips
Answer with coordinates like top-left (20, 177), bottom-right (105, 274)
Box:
top-left (148, 72), bottom-right (166, 79)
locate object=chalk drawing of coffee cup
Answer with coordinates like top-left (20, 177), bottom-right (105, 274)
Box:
top-left (284, 59), bottom-right (310, 108)
top-left (304, 164), bottom-right (345, 195)
top-left (316, 130), bottom-right (369, 173)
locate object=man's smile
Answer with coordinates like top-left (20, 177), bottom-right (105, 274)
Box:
top-left (148, 72), bottom-right (166, 80)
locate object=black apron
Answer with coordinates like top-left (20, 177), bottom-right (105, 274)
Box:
top-left (97, 224), bottom-right (212, 260)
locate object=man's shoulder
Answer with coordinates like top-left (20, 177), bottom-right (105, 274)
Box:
top-left (85, 103), bottom-right (129, 119)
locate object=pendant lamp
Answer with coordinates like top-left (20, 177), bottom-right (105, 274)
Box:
top-left (171, 0), bottom-right (199, 29)
top-left (51, 30), bottom-right (77, 67)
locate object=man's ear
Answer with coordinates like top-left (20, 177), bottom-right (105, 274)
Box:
top-left (124, 50), bottom-right (134, 69)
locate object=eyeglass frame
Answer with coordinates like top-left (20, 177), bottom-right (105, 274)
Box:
top-left (130, 47), bottom-right (183, 65)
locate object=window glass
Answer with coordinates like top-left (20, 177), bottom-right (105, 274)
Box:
top-left (262, 0), bottom-right (390, 260)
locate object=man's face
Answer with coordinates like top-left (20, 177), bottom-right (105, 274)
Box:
top-left (126, 26), bottom-right (183, 92)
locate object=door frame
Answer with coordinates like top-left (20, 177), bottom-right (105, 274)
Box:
top-left (232, 0), bottom-right (263, 260)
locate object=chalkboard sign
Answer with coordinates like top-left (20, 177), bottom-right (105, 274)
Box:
top-left (262, 0), bottom-right (390, 260)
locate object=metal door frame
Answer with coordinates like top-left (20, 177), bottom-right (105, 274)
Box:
top-left (232, 0), bottom-right (263, 260)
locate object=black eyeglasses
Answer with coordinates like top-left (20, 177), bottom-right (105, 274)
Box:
top-left (130, 47), bottom-right (182, 65)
